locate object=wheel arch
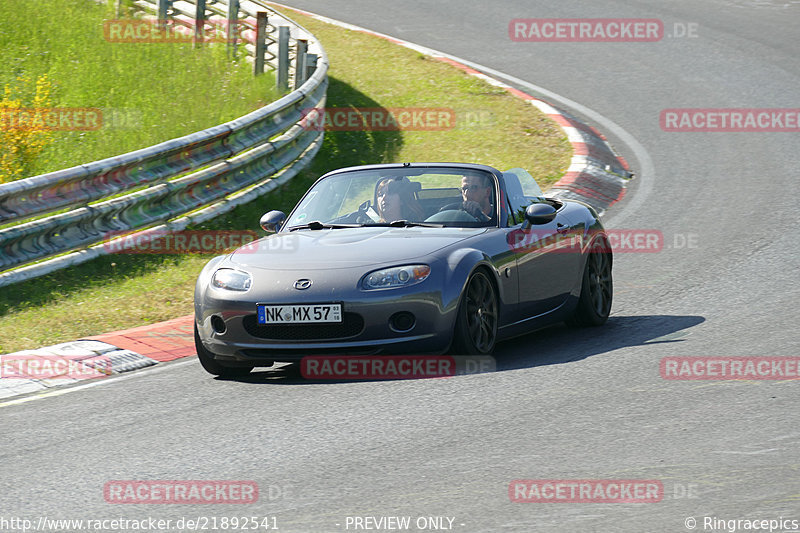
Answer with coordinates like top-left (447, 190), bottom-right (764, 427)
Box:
top-left (441, 248), bottom-right (506, 313)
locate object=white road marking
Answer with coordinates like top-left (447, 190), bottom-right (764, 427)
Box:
top-left (712, 448), bottom-right (781, 455)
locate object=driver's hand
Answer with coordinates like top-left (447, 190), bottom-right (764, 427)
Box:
top-left (463, 201), bottom-right (490, 222)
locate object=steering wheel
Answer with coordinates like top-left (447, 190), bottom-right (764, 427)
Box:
top-left (424, 209), bottom-right (479, 223)
top-left (462, 205), bottom-right (491, 223)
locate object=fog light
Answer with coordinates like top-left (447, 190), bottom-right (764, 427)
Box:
top-left (211, 315), bottom-right (226, 334)
top-left (389, 312), bottom-right (415, 333)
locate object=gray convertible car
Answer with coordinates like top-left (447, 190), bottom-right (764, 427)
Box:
top-left (194, 163), bottom-right (612, 377)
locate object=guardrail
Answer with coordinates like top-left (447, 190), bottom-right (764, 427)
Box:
top-left (0, 0), bottom-right (327, 287)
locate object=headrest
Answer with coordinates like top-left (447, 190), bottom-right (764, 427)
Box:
top-left (378, 176), bottom-right (422, 194)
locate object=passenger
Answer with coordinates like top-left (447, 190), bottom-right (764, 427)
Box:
top-left (375, 177), bottom-right (424, 223)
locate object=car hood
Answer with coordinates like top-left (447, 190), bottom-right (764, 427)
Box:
top-left (229, 227), bottom-right (487, 271)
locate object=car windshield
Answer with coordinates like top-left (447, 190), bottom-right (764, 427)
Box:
top-left (504, 167), bottom-right (544, 198)
top-left (284, 167), bottom-right (498, 229)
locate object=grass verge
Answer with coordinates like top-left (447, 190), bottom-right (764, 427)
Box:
top-left (0, 0), bottom-right (277, 180)
top-left (0, 7), bottom-right (571, 354)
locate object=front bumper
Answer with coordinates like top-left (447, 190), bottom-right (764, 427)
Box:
top-left (196, 290), bottom-right (456, 363)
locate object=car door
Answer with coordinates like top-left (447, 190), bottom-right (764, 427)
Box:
top-left (510, 203), bottom-right (582, 318)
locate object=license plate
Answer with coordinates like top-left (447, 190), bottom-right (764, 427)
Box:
top-left (257, 303), bottom-right (342, 324)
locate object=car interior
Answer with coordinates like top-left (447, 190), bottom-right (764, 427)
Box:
top-left (414, 187), bottom-right (463, 217)
top-left (372, 177), bottom-right (466, 220)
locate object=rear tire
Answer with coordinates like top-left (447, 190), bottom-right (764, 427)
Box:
top-left (452, 270), bottom-right (498, 355)
top-left (194, 323), bottom-right (253, 377)
top-left (566, 238), bottom-right (612, 327)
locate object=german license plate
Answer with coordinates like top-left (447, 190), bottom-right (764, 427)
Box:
top-left (257, 303), bottom-right (342, 324)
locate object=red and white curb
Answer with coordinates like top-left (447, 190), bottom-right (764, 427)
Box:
top-left (0, 316), bottom-right (193, 400)
top-left (0, 341), bottom-right (157, 399)
top-left (1, 6), bottom-right (634, 401)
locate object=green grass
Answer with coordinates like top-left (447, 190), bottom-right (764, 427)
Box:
top-left (0, 7), bottom-right (571, 354)
top-left (0, 0), bottom-right (278, 178)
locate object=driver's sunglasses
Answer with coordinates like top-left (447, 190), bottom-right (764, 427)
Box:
top-left (461, 185), bottom-right (486, 192)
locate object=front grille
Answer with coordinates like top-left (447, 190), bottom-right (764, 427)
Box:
top-left (239, 347), bottom-right (381, 360)
top-left (242, 313), bottom-right (365, 341)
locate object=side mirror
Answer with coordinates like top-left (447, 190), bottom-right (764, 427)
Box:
top-left (260, 210), bottom-right (286, 233)
top-left (524, 203), bottom-right (557, 225)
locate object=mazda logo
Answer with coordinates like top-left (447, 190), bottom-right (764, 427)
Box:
top-left (293, 279), bottom-right (313, 290)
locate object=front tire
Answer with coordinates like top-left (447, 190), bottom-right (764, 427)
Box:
top-left (566, 238), bottom-right (612, 327)
top-left (452, 270), bottom-right (498, 354)
top-left (194, 323), bottom-right (253, 378)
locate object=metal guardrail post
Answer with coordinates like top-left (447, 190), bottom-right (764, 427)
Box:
top-left (305, 53), bottom-right (318, 82)
top-left (254, 12), bottom-right (268, 75)
top-left (157, 0), bottom-right (173, 24)
top-left (227, 0), bottom-right (239, 58)
top-left (194, 0), bottom-right (207, 48)
top-left (295, 39), bottom-right (308, 90)
top-left (277, 26), bottom-right (290, 92)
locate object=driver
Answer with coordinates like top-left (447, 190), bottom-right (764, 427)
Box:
top-left (439, 174), bottom-right (495, 222)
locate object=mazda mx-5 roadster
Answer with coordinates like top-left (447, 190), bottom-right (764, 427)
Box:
top-left (194, 162), bottom-right (612, 377)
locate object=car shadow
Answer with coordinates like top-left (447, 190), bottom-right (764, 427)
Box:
top-left (222, 314), bottom-right (705, 385)
top-left (493, 313), bottom-right (705, 371)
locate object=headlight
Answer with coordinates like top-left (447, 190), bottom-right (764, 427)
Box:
top-left (211, 268), bottom-right (252, 292)
top-left (362, 265), bottom-right (430, 290)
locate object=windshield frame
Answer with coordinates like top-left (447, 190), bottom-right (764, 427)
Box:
top-left (282, 164), bottom-right (507, 231)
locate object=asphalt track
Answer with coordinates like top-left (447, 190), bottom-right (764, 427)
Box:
top-left (2, 1), bottom-right (799, 532)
